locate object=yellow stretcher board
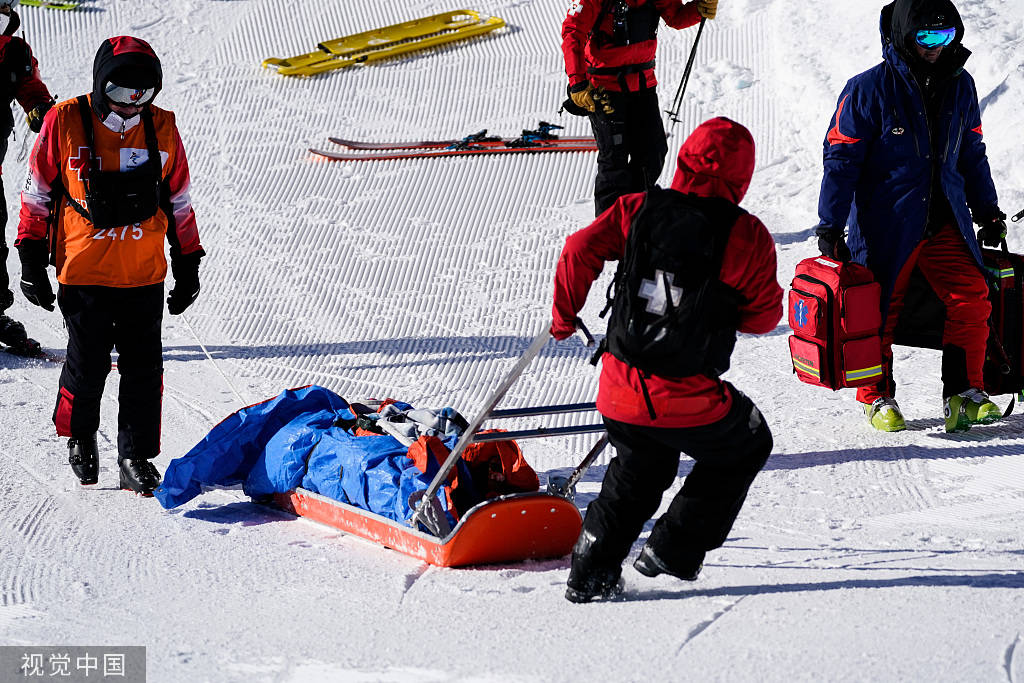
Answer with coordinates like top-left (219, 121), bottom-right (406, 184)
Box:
top-left (262, 10), bottom-right (505, 77)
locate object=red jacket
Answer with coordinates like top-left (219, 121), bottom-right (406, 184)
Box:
top-left (561, 0), bottom-right (701, 92)
top-left (0, 35), bottom-right (52, 173)
top-left (551, 117), bottom-right (783, 427)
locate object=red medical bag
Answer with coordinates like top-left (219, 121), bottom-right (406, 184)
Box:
top-left (788, 256), bottom-right (883, 390)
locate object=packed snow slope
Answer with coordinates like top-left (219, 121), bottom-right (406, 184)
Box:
top-left (2, 0), bottom-right (1023, 681)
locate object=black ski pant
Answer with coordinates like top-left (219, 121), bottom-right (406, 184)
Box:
top-left (588, 87), bottom-right (668, 216)
top-left (54, 283), bottom-right (164, 461)
top-left (0, 170), bottom-right (10, 306)
top-left (581, 385), bottom-right (772, 572)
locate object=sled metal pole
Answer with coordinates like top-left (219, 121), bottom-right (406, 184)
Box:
top-left (565, 433), bottom-right (609, 489)
top-left (409, 324), bottom-right (552, 533)
top-left (471, 423), bottom-right (605, 442)
top-left (181, 314), bottom-right (247, 407)
top-left (488, 402), bottom-right (596, 419)
top-left (664, 16), bottom-right (706, 133)
top-left (547, 432), bottom-right (610, 501)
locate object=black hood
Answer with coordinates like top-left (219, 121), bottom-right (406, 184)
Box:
top-left (91, 36), bottom-right (162, 118)
top-left (882, 0), bottom-right (967, 74)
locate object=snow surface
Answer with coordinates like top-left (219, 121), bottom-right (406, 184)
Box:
top-left (2, 0), bottom-right (1023, 681)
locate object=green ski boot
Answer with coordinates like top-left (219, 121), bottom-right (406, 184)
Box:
top-left (943, 389), bottom-right (1002, 433)
top-left (864, 397), bottom-right (906, 432)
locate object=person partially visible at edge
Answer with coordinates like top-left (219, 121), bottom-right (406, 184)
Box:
top-left (0, 0), bottom-right (55, 355)
top-left (15, 36), bottom-right (204, 496)
top-left (814, 0), bottom-right (1008, 434)
top-left (549, 117), bottom-right (782, 602)
top-left (561, 0), bottom-right (718, 216)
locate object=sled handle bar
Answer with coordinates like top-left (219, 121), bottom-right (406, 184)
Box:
top-left (471, 423), bottom-right (605, 442)
top-left (409, 324), bottom-right (553, 534)
top-left (488, 402), bottom-right (596, 419)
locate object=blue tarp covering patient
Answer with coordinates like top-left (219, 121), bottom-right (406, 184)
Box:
top-left (154, 385), bottom-right (475, 527)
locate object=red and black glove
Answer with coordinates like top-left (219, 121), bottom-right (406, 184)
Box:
top-left (550, 318), bottom-right (577, 341)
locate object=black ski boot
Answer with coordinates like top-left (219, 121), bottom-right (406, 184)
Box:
top-left (68, 435), bottom-right (99, 485)
top-left (564, 530), bottom-right (623, 603)
top-left (633, 544), bottom-right (704, 582)
top-left (118, 458), bottom-right (162, 497)
top-left (0, 314), bottom-right (42, 357)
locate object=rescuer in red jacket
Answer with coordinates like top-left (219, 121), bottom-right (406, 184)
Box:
top-left (0, 0), bottom-right (54, 356)
top-left (562, 0), bottom-right (718, 215)
top-left (550, 117), bottom-right (782, 602)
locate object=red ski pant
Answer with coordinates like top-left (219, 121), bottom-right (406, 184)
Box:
top-left (857, 225), bottom-right (990, 404)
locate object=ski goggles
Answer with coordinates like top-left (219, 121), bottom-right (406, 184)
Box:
top-left (915, 26), bottom-right (956, 49)
top-left (104, 81), bottom-right (156, 107)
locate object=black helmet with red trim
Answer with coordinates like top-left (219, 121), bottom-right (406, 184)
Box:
top-left (92, 36), bottom-right (162, 117)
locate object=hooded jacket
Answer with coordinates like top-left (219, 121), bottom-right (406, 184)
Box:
top-left (15, 37), bottom-right (201, 287)
top-left (816, 0), bottom-right (999, 306)
top-left (551, 117), bottom-right (782, 427)
top-left (0, 35), bottom-right (52, 156)
top-left (561, 0), bottom-right (702, 93)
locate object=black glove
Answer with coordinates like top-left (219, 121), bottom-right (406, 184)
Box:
top-left (975, 210), bottom-right (1007, 248)
top-left (25, 99), bottom-right (53, 134)
top-left (17, 240), bottom-right (54, 312)
top-left (167, 251), bottom-right (203, 315)
top-left (0, 288), bottom-right (12, 313)
top-left (816, 227), bottom-right (851, 262)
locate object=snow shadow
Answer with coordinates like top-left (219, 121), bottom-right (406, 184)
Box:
top-left (163, 334), bottom-right (594, 368)
top-left (626, 571), bottom-right (1024, 602)
top-left (767, 440), bottom-right (1024, 470)
top-left (182, 500), bottom-right (293, 527)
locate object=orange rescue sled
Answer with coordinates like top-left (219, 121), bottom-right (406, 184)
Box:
top-left (273, 488), bottom-right (582, 567)
top-left (266, 325), bottom-right (604, 567)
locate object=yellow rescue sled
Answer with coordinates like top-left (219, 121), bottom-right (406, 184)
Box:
top-left (262, 9), bottom-right (505, 77)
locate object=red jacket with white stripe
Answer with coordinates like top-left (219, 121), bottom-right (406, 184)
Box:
top-left (561, 0), bottom-right (702, 92)
top-left (16, 95), bottom-right (202, 287)
top-left (551, 117), bottom-right (783, 427)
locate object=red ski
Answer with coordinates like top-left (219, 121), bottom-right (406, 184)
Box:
top-left (311, 142), bottom-right (598, 162)
top-left (330, 134), bottom-right (596, 151)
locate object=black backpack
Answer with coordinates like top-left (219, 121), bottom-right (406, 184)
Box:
top-left (594, 187), bottom-right (746, 417)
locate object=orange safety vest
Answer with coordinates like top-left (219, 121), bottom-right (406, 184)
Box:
top-left (46, 96), bottom-right (185, 287)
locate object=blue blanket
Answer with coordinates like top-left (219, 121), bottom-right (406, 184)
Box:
top-left (154, 386), bottom-right (465, 526)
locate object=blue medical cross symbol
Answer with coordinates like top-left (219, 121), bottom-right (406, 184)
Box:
top-left (794, 299), bottom-right (809, 327)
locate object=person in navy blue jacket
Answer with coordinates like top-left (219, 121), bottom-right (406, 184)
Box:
top-left (814, 0), bottom-right (1008, 434)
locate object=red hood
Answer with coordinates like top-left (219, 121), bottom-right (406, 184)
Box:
top-left (670, 117), bottom-right (755, 204)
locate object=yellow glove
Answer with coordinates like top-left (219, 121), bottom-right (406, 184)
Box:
top-left (697, 0), bottom-right (717, 20)
top-left (569, 83), bottom-right (597, 113)
top-left (25, 100), bottom-right (53, 134)
top-left (592, 87), bottom-right (614, 114)
top-left (569, 83), bottom-right (615, 115)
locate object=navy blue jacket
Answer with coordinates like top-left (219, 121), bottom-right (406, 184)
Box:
top-left (816, 0), bottom-right (1000, 305)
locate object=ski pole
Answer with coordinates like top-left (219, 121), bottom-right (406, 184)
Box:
top-left (181, 314), bottom-right (248, 407)
top-left (664, 17), bottom-right (707, 134)
top-left (1012, 208), bottom-right (1024, 223)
